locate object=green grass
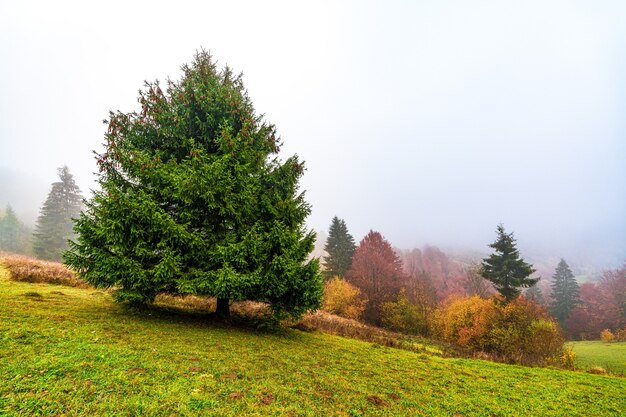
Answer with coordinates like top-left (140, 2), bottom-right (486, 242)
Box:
top-left (1, 269), bottom-right (625, 416)
top-left (568, 341), bottom-right (626, 375)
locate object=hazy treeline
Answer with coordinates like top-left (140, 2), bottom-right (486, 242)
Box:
top-left (321, 217), bottom-right (626, 343)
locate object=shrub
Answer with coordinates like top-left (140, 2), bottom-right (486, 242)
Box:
top-left (600, 329), bottom-right (615, 343)
top-left (432, 296), bottom-right (564, 365)
top-left (615, 327), bottom-right (626, 342)
top-left (0, 253), bottom-right (88, 288)
top-left (381, 290), bottom-right (428, 335)
top-left (560, 346), bottom-right (576, 369)
top-left (487, 299), bottom-right (564, 364)
top-left (587, 366), bottom-right (608, 375)
top-left (322, 277), bottom-right (367, 320)
top-left (432, 296), bottom-right (497, 351)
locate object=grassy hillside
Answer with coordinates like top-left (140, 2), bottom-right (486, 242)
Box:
top-left (1, 268), bottom-right (624, 416)
top-left (569, 341), bottom-right (626, 375)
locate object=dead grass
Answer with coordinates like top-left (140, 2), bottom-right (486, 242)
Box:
top-left (0, 252), bottom-right (88, 288)
top-left (294, 310), bottom-right (450, 356)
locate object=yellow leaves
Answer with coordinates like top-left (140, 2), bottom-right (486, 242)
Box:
top-left (322, 277), bottom-right (367, 320)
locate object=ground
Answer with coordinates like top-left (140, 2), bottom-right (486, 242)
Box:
top-left (568, 340), bottom-right (626, 375)
top-left (0, 267), bottom-right (624, 416)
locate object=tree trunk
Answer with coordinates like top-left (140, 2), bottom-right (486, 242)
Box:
top-left (216, 297), bottom-right (230, 319)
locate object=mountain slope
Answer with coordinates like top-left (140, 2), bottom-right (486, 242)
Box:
top-left (0, 270), bottom-right (624, 416)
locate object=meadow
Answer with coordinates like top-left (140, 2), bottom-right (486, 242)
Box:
top-left (1, 263), bottom-right (625, 416)
top-left (568, 341), bottom-right (626, 375)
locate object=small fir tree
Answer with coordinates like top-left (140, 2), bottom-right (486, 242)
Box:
top-left (322, 216), bottom-right (356, 278)
top-left (64, 51), bottom-right (322, 319)
top-left (480, 224), bottom-right (537, 302)
top-left (0, 205), bottom-right (32, 254)
top-left (525, 280), bottom-right (545, 306)
top-left (33, 166), bottom-right (82, 261)
top-left (549, 259), bottom-right (581, 324)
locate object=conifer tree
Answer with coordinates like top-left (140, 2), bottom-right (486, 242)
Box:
top-left (0, 205), bottom-right (32, 254)
top-left (480, 224), bottom-right (537, 302)
top-left (549, 259), bottom-right (581, 324)
top-left (33, 166), bottom-right (82, 261)
top-left (64, 51), bottom-right (322, 319)
top-left (524, 280), bottom-right (545, 306)
top-left (323, 216), bottom-right (356, 278)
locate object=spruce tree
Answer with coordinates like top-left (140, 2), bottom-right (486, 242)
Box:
top-left (480, 224), bottom-right (537, 302)
top-left (0, 205), bottom-right (32, 254)
top-left (323, 216), bottom-right (356, 278)
top-left (524, 280), bottom-right (545, 306)
top-left (549, 259), bottom-right (580, 324)
top-left (64, 51), bottom-right (322, 319)
top-left (33, 166), bottom-right (82, 261)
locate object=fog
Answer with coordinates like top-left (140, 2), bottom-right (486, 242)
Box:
top-left (1, 1), bottom-right (624, 267)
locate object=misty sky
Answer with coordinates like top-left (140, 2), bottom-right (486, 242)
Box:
top-left (1, 1), bottom-right (625, 266)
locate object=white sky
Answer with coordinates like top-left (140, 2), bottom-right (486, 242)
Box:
top-left (1, 0), bottom-right (625, 266)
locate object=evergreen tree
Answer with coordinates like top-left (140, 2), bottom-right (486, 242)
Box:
top-left (0, 205), bottom-right (32, 254)
top-left (64, 51), bottom-right (322, 319)
top-left (322, 216), bottom-right (356, 278)
top-left (524, 280), bottom-right (545, 306)
top-left (33, 166), bottom-right (82, 261)
top-left (549, 259), bottom-right (581, 324)
top-left (480, 224), bottom-right (537, 302)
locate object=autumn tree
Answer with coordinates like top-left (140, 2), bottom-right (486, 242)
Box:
top-left (0, 205), bottom-right (31, 254)
top-left (549, 259), bottom-right (581, 324)
top-left (565, 282), bottom-right (618, 339)
top-left (462, 262), bottom-right (492, 299)
top-left (400, 246), bottom-right (466, 301)
top-left (599, 263), bottom-right (626, 329)
top-left (322, 216), bottom-right (356, 278)
top-left (345, 230), bottom-right (406, 324)
top-left (64, 51), bottom-right (322, 319)
top-left (33, 166), bottom-right (82, 261)
top-left (480, 224), bottom-right (537, 302)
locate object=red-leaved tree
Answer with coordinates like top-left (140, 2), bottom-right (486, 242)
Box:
top-left (600, 263), bottom-right (626, 329)
top-left (565, 263), bottom-right (626, 340)
top-left (345, 230), bottom-right (407, 324)
top-left (400, 246), bottom-right (467, 301)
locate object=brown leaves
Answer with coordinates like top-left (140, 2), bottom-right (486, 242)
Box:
top-left (366, 395), bottom-right (388, 407)
top-left (260, 393), bottom-right (274, 405)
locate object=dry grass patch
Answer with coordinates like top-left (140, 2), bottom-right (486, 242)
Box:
top-left (0, 252), bottom-right (88, 288)
top-left (294, 310), bottom-right (448, 356)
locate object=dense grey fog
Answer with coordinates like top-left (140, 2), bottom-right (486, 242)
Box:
top-left (1, 1), bottom-right (624, 268)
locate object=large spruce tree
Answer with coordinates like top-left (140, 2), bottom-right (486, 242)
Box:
top-left (323, 216), bottom-right (356, 278)
top-left (480, 224), bottom-right (537, 302)
top-left (33, 166), bottom-right (82, 261)
top-left (64, 51), bottom-right (322, 319)
top-left (549, 259), bottom-right (580, 324)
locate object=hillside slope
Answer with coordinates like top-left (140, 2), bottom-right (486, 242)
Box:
top-left (0, 271), bottom-right (624, 416)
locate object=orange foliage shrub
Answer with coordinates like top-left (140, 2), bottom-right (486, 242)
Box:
top-left (322, 277), bottom-right (367, 320)
top-left (432, 296), bottom-right (497, 350)
top-left (433, 296), bottom-right (564, 365)
top-left (600, 329), bottom-right (615, 343)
